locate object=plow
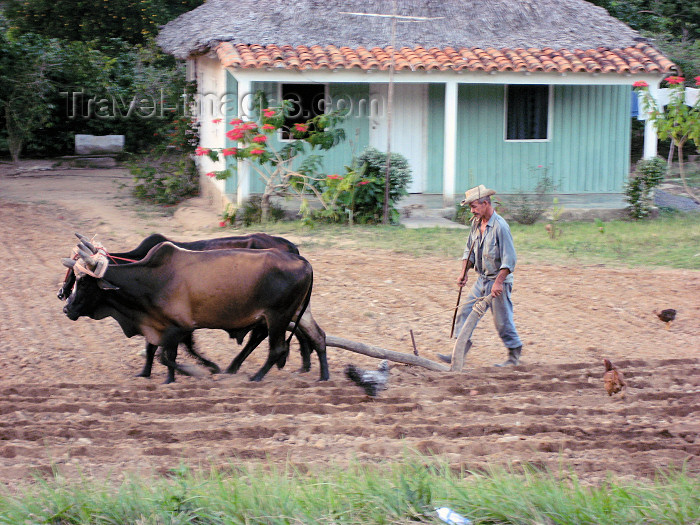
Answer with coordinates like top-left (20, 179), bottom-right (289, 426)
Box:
top-left (323, 294), bottom-right (494, 373)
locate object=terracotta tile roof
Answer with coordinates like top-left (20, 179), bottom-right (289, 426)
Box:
top-left (216, 42), bottom-right (675, 75)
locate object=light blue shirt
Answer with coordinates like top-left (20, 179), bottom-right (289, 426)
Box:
top-left (462, 212), bottom-right (516, 283)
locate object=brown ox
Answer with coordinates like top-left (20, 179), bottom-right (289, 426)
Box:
top-left (62, 241), bottom-right (328, 383)
top-left (59, 233), bottom-right (326, 381)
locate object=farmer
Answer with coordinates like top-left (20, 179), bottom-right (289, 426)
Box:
top-left (439, 184), bottom-right (523, 367)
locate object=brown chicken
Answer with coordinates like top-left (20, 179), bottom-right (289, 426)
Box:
top-left (603, 359), bottom-right (626, 398)
top-left (654, 309), bottom-right (677, 329)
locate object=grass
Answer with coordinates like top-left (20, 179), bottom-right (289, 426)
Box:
top-left (1, 459), bottom-right (698, 524)
top-left (229, 211), bottom-right (700, 269)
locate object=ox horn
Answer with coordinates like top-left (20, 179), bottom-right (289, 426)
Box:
top-left (62, 258), bottom-right (77, 268)
top-left (76, 246), bottom-right (97, 266)
top-left (75, 234), bottom-right (97, 254)
top-left (78, 241), bottom-right (97, 256)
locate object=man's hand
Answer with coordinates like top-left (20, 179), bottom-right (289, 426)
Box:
top-left (457, 273), bottom-right (468, 287)
top-left (491, 280), bottom-right (503, 297)
top-left (457, 259), bottom-right (471, 287)
top-left (491, 268), bottom-right (510, 297)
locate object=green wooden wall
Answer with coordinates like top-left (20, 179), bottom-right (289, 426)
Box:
top-left (224, 73), bottom-right (631, 197)
top-left (455, 84), bottom-right (630, 194)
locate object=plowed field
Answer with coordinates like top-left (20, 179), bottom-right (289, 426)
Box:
top-left (1, 166), bottom-right (699, 487)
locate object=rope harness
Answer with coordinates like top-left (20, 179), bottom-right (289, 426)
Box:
top-left (69, 235), bottom-right (137, 280)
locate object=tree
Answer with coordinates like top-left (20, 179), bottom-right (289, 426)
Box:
top-left (0, 1), bottom-right (200, 160)
top-left (4, 0), bottom-right (204, 46)
top-left (634, 76), bottom-right (700, 203)
top-left (588, 1), bottom-right (700, 78)
top-left (0, 31), bottom-right (61, 162)
top-left (588, 1), bottom-right (699, 40)
top-left (197, 94), bottom-right (347, 222)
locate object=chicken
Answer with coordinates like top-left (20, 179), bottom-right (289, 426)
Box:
top-left (654, 308), bottom-right (677, 329)
top-left (345, 360), bottom-right (390, 397)
top-left (603, 359), bottom-right (626, 398)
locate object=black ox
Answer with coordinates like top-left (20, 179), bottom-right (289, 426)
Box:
top-left (62, 240), bottom-right (329, 383)
top-left (58, 233), bottom-right (325, 380)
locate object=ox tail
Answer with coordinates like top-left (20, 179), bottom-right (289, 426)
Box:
top-left (287, 270), bottom-right (313, 345)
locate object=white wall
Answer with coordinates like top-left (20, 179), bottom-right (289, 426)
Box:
top-left (193, 56), bottom-right (228, 201)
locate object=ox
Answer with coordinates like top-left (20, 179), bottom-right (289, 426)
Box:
top-left (59, 233), bottom-right (326, 380)
top-left (62, 241), bottom-right (329, 383)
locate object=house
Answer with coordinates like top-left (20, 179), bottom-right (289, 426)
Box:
top-left (157, 0), bottom-right (676, 210)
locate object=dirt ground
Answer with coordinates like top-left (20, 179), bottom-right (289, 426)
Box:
top-left (0, 161), bottom-right (699, 488)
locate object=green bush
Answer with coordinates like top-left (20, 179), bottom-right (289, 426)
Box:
top-left (507, 169), bottom-right (556, 225)
top-left (129, 150), bottom-right (199, 205)
top-left (351, 146), bottom-right (412, 224)
top-left (625, 156), bottom-right (667, 219)
top-left (454, 203), bottom-right (472, 225)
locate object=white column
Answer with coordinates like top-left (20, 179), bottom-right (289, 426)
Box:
top-left (442, 81), bottom-right (459, 206)
top-left (643, 83), bottom-right (659, 159)
top-left (236, 78), bottom-right (251, 205)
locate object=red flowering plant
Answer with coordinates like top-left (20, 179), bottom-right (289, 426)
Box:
top-left (634, 75), bottom-right (700, 204)
top-left (196, 91), bottom-right (347, 222)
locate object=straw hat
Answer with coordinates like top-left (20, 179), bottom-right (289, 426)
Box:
top-left (460, 184), bottom-right (496, 206)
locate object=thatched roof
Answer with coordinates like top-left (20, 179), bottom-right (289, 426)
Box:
top-left (157, 0), bottom-right (646, 60)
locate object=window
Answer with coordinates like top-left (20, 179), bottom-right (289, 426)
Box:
top-left (505, 85), bottom-right (550, 141)
top-left (280, 83), bottom-right (327, 139)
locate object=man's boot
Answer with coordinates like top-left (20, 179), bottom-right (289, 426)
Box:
top-left (437, 353), bottom-right (452, 364)
top-left (494, 346), bottom-right (521, 367)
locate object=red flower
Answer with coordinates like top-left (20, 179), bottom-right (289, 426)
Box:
top-left (327, 174), bottom-right (342, 180)
top-left (218, 221), bottom-right (227, 228)
top-left (229, 118), bottom-right (243, 125)
top-left (633, 80), bottom-right (648, 88)
top-left (665, 76), bottom-right (685, 85)
top-left (226, 130), bottom-right (244, 141)
top-left (695, 76), bottom-right (700, 86)
top-left (243, 122), bottom-right (258, 131)
top-left (212, 118), bottom-right (223, 124)
top-left (357, 180), bottom-right (370, 185)
top-left (252, 135), bottom-right (267, 143)
top-left (195, 147), bottom-right (210, 156)
top-left (262, 124), bottom-right (276, 131)
top-left (294, 123), bottom-right (309, 132)
top-left (222, 147), bottom-right (237, 156)
top-left (206, 171), bottom-right (216, 178)
top-left (263, 108), bottom-right (276, 117)
top-left (250, 148), bottom-right (265, 155)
